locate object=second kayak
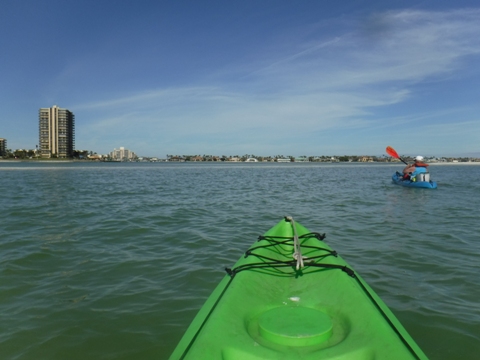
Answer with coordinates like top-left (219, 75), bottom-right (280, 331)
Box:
top-left (392, 172), bottom-right (438, 189)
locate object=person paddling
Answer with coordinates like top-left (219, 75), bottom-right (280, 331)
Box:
top-left (402, 156), bottom-right (428, 180)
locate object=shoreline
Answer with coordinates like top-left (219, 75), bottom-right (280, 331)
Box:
top-left (1, 159), bottom-right (480, 165)
top-left (426, 162), bottom-right (480, 166)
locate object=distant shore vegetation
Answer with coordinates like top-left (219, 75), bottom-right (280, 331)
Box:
top-left (1, 148), bottom-right (479, 163)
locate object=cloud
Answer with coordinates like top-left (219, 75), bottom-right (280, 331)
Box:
top-left (262, 9), bottom-right (480, 89)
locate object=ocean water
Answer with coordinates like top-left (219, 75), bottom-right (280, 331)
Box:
top-left (1, 161), bottom-right (479, 359)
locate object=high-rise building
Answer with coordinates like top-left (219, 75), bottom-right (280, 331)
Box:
top-left (39, 105), bottom-right (75, 158)
top-left (0, 138), bottom-right (6, 157)
top-left (109, 147), bottom-right (137, 161)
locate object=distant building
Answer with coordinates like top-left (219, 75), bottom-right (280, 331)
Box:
top-left (39, 105), bottom-right (75, 158)
top-left (294, 156), bottom-right (309, 162)
top-left (109, 147), bottom-right (137, 161)
top-left (0, 138), bottom-right (6, 156)
top-left (87, 154), bottom-right (102, 160)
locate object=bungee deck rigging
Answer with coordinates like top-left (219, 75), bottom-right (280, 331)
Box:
top-left (225, 229), bottom-right (356, 278)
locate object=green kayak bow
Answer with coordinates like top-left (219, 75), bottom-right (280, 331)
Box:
top-left (170, 217), bottom-right (427, 359)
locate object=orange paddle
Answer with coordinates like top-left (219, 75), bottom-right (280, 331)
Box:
top-left (386, 146), bottom-right (408, 165)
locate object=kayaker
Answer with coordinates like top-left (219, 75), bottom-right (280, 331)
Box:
top-left (402, 156), bottom-right (428, 180)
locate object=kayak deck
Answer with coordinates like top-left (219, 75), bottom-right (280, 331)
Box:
top-left (170, 217), bottom-right (427, 359)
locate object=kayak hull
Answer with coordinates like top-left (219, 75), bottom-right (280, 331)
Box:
top-left (392, 172), bottom-right (437, 189)
top-left (170, 218), bottom-right (427, 359)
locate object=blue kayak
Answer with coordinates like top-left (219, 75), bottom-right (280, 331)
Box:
top-left (392, 172), bottom-right (437, 189)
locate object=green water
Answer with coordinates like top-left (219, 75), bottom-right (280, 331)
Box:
top-left (1, 162), bottom-right (479, 359)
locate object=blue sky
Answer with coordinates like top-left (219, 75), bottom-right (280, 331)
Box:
top-left (1, 0), bottom-right (480, 157)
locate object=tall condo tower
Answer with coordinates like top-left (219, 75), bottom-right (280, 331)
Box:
top-left (0, 138), bottom-right (6, 156)
top-left (39, 105), bottom-right (75, 158)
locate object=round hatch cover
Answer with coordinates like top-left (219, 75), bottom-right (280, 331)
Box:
top-left (258, 306), bottom-right (333, 347)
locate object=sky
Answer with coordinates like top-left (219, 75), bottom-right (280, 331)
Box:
top-left (1, 0), bottom-right (480, 158)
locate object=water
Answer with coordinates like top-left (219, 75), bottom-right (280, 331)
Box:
top-left (1, 161), bottom-right (479, 359)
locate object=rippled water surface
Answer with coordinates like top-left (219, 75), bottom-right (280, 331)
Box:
top-left (1, 162), bottom-right (479, 359)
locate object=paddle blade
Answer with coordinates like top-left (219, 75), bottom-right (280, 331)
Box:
top-left (386, 146), bottom-right (400, 159)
